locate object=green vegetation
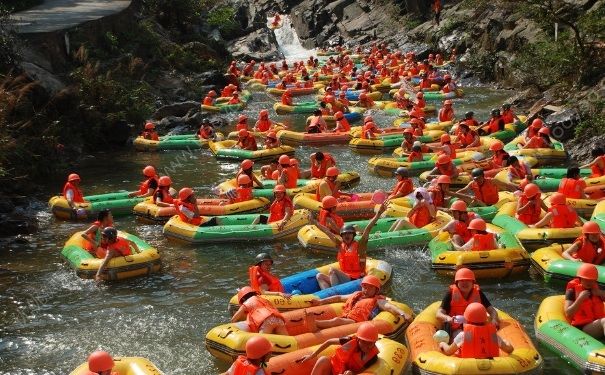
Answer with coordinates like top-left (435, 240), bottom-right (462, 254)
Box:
top-left (0, 6), bottom-right (19, 71)
top-left (208, 6), bottom-right (240, 37)
top-left (575, 99), bottom-right (605, 138)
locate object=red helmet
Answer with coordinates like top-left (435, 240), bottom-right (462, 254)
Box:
top-left (582, 221), bottom-right (601, 235)
top-left (144, 122), bottom-right (155, 130)
top-left (443, 100), bottom-right (453, 106)
top-left (356, 322), bottom-right (379, 342)
top-left (260, 109), bottom-right (269, 117)
top-left (208, 90), bottom-right (217, 97)
top-left (455, 267), bottom-right (475, 282)
top-left (245, 336), bottom-right (273, 360)
top-left (577, 263), bottom-right (599, 281)
top-left (143, 166), bottom-right (156, 177)
top-left (237, 174), bottom-right (251, 185)
top-left (158, 176), bottom-right (172, 187)
top-left (361, 275), bottom-right (381, 289)
top-left (531, 118), bottom-right (544, 129)
top-left (440, 134), bottom-right (451, 143)
top-left (278, 155), bottom-right (290, 165)
top-left (410, 118), bottom-right (423, 126)
top-left (523, 183), bottom-right (541, 198)
top-left (321, 195), bottom-right (338, 209)
top-left (450, 200), bottom-right (467, 212)
top-left (403, 128), bottom-right (414, 135)
top-left (538, 127), bottom-right (550, 135)
top-left (468, 218), bottom-right (487, 231)
top-left (88, 351), bottom-right (114, 372)
top-left (178, 187), bottom-right (194, 201)
top-left (436, 155), bottom-right (451, 165)
top-left (241, 159), bottom-right (254, 170)
top-left (326, 167), bottom-right (340, 177)
top-left (68, 173), bottom-right (80, 182)
top-left (238, 114), bottom-right (248, 123)
top-left (416, 91), bottom-right (424, 99)
top-left (237, 286), bottom-right (257, 304)
top-left (464, 302), bottom-right (488, 324)
top-left (273, 184), bottom-right (286, 193)
top-left (238, 129), bottom-right (249, 138)
top-left (489, 141), bottom-right (504, 151)
top-left (437, 175), bottom-right (451, 184)
top-left (549, 192), bottom-right (566, 205)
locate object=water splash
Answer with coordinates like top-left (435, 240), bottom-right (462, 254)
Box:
top-left (272, 16), bottom-right (316, 61)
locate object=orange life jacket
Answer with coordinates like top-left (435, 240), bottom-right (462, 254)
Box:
top-left (442, 143), bottom-right (457, 159)
top-left (459, 323), bottom-right (500, 359)
top-left (410, 204), bottom-right (432, 228)
top-left (453, 212), bottom-right (476, 243)
top-left (429, 186), bottom-right (445, 208)
top-left (231, 356), bottom-right (267, 375)
top-left (591, 156), bottom-right (605, 178)
top-left (549, 204), bottom-right (577, 228)
top-left (458, 131), bottom-right (477, 148)
top-left (281, 93), bottom-right (292, 106)
top-left (525, 136), bottom-right (548, 149)
top-left (416, 98), bottom-right (426, 109)
top-left (233, 187), bottom-right (253, 203)
top-left (470, 179), bottom-right (499, 205)
top-left (408, 151), bottom-right (423, 162)
top-left (202, 96), bottom-right (214, 106)
top-left (566, 278), bottom-right (605, 327)
top-left (141, 130), bottom-right (159, 141)
top-left (437, 162), bottom-right (457, 177)
top-left (330, 337), bottom-right (380, 374)
top-left (449, 284), bottom-right (482, 330)
top-left (282, 166), bottom-right (298, 189)
top-left (338, 241), bottom-right (363, 279)
top-left (485, 117), bottom-right (503, 134)
top-left (501, 110), bottom-right (515, 124)
top-left (361, 123), bottom-right (378, 139)
top-left (335, 118), bottom-right (351, 132)
top-left (256, 119), bottom-right (272, 132)
top-left (509, 163), bottom-right (528, 180)
top-left (419, 79), bottom-right (432, 89)
top-left (390, 178), bottom-right (413, 198)
top-left (63, 182), bottom-right (85, 203)
top-left (491, 151), bottom-right (509, 168)
top-left (438, 108), bottom-right (454, 122)
top-left (572, 235), bottom-right (605, 264)
top-left (243, 295), bottom-right (284, 333)
top-left (174, 199), bottom-right (202, 225)
top-left (558, 178), bottom-right (584, 199)
top-left (97, 237), bottom-right (132, 259)
top-left (138, 177), bottom-right (158, 196)
top-left (249, 265), bottom-right (284, 293)
top-left (311, 154), bottom-right (335, 178)
top-left (268, 196), bottom-right (293, 223)
top-left (198, 126), bottom-right (213, 140)
top-left (342, 291), bottom-right (383, 322)
top-left (472, 232), bottom-right (496, 251)
top-left (516, 194), bottom-right (542, 225)
top-left (238, 135), bottom-right (257, 151)
top-left (316, 179), bottom-right (339, 201)
top-left (228, 97), bottom-right (241, 105)
top-left (153, 188), bottom-right (174, 205)
top-left (319, 208), bottom-right (344, 233)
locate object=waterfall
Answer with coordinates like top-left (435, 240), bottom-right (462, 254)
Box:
top-left (271, 16), bottom-right (316, 61)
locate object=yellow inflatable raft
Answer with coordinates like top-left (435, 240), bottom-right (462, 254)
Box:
top-left (226, 123), bottom-right (287, 140)
top-left (70, 357), bottom-right (164, 374)
top-left (209, 140), bottom-right (296, 162)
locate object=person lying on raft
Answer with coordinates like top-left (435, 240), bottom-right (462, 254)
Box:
top-left (231, 286), bottom-right (288, 335)
top-left (562, 221), bottom-right (605, 264)
top-left (81, 209), bottom-right (114, 256)
top-left (452, 218), bottom-right (498, 251)
top-left (249, 253), bottom-right (291, 299)
top-left (564, 263), bottom-right (605, 339)
top-left (310, 204), bottom-right (387, 289)
top-left (529, 192), bottom-right (581, 229)
top-left (95, 227), bottom-right (138, 281)
top-left (439, 303), bottom-right (513, 357)
top-left (306, 275), bottom-right (411, 331)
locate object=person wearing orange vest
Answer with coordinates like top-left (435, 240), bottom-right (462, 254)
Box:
top-left (506, 155), bottom-right (532, 183)
top-left (460, 111), bottom-right (479, 128)
top-left (478, 108), bottom-right (505, 136)
top-left (400, 128), bottom-right (416, 153)
top-left (390, 187), bottom-right (437, 231)
top-left (501, 103), bottom-right (520, 124)
top-left (456, 168), bottom-right (513, 207)
top-left (337, 92), bottom-right (350, 108)
top-left (521, 118), bottom-right (544, 145)
top-left (254, 109), bottom-right (274, 132)
top-left (416, 91), bottom-right (426, 109)
top-left (409, 143), bottom-right (424, 162)
top-left (81, 209), bottom-right (114, 254)
top-left (260, 159), bottom-right (279, 180)
top-left (564, 263), bottom-right (605, 338)
top-left (429, 175), bottom-right (452, 209)
top-left (128, 165), bottom-right (158, 198)
top-left (558, 167), bottom-right (587, 199)
top-left (436, 268), bottom-right (500, 337)
top-left (441, 75), bottom-right (457, 93)
top-left (307, 110), bottom-right (327, 133)
top-left (140, 122), bottom-right (159, 141)
top-left (530, 192), bottom-right (581, 229)
top-left (227, 91), bottom-right (241, 105)
top-left (220, 336), bottom-right (272, 375)
top-left (264, 131), bottom-right (279, 149)
top-left (355, 92), bottom-right (375, 108)
top-left (236, 114), bottom-right (249, 131)
top-left (236, 159), bottom-right (264, 188)
top-left (440, 200), bottom-right (477, 246)
top-left (253, 185), bottom-right (293, 230)
top-left (431, 134), bottom-right (456, 159)
top-left (95, 227), bottom-right (137, 281)
top-left (248, 253), bottom-right (289, 297)
top-left (309, 152), bottom-right (336, 179)
top-left (361, 121), bottom-right (382, 140)
top-left (281, 89), bottom-right (293, 106)
top-left (315, 167), bottom-right (350, 202)
top-left (63, 173), bottom-right (87, 214)
top-left (174, 188), bottom-right (202, 225)
top-left (231, 286), bottom-right (288, 335)
top-left (523, 127), bottom-right (552, 149)
top-left (563, 221), bottom-right (605, 264)
top-left (438, 100), bottom-right (455, 122)
top-left (85, 350), bottom-right (119, 375)
top-left (277, 155), bottom-right (298, 189)
top-left (311, 205), bottom-right (387, 289)
top-left (331, 111), bottom-right (351, 133)
top-left (453, 218), bottom-right (498, 251)
top-left (197, 118), bottom-right (215, 140)
top-left (516, 183), bottom-right (547, 225)
top-left (318, 195), bottom-right (344, 234)
top-left (581, 147), bottom-right (605, 178)
top-left (202, 90), bottom-right (217, 106)
top-left (231, 175), bottom-right (254, 203)
top-left (427, 155), bottom-right (460, 180)
top-left (474, 141), bottom-right (510, 177)
top-left (439, 302), bottom-right (513, 358)
top-left (301, 323), bottom-right (381, 374)
top-left (235, 129), bottom-right (257, 151)
top-left (153, 176), bottom-right (174, 207)
top-left (418, 72), bottom-right (432, 89)
top-left (456, 123), bottom-right (480, 148)
top-left (221, 84), bottom-right (237, 98)
top-left (388, 167), bottom-right (414, 200)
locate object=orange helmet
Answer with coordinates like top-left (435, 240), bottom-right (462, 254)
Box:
top-left (523, 183), bottom-right (540, 198)
top-left (241, 159), bottom-right (254, 170)
top-left (436, 155), bottom-right (451, 165)
top-left (361, 275), bottom-right (381, 289)
top-left (455, 267), bottom-right (475, 282)
top-left (143, 166), bottom-right (156, 177)
top-left (549, 192), bottom-right (566, 205)
top-left (260, 109), bottom-right (269, 117)
top-left (321, 195), bottom-right (338, 209)
top-left (582, 221), bottom-right (601, 235)
top-left (68, 173), bottom-right (80, 182)
top-left (289, 158), bottom-right (298, 166)
top-left (531, 118), bottom-right (544, 129)
top-left (278, 155), bottom-right (290, 165)
top-left (325, 95), bottom-right (335, 103)
top-left (144, 122), bottom-right (155, 130)
top-left (468, 218), bottom-right (487, 231)
top-left (437, 175), bottom-right (451, 184)
top-left (237, 286), bottom-right (257, 304)
top-left (238, 129), bottom-right (249, 138)
top-left (326, 167), bottom-right (340, 177)
top-left (208, 90), bottom-right (217, 97)
top-left (238, 114), bottom-right (248, 123)
top-left (178, 187), bottom-right (194, 201)
top-left (364, 116), bottom-right (373, 123)
top-left (410, 118), bottom-right (423, 126)
top-left (444, 100), bottom-right (453, 106)
top-left (238, 174), bottom-right (251, 185)
top-left (538, 127), bottom-right (550, 135)
top-left (356, 322), bottom-right (379, 342)
top-left (416, 91), bottom-right (424, 99)
top-left (464, 302), bottom-right (488, 324)
top-left (440, 134), bottom-right (451, 143)
top-left (450, 200), bottom-right (467, 212)
top-left (273, 184), bottom-right (286, 193)
top-left (334, 111), bottom-right (344, 120)
top-left (158, 176), bottom-right (172, 187)
top-left (577, 263), bottom-right (599, 281)
top-left (245, 336), bottom-right (273, 360)
top-left (88, 351), bottom-right (114, 372)
top-left (359, 93), bottom-right (367, 100)
top-left (403, 128), bottom-right (414, 135)
top-left (489, 141), bottom-right (504, 151)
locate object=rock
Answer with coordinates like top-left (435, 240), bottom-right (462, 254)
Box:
top-left (0, 214), bottom-right (37, 237)
top-left (0, 198), bottom-right (15, 214)
top-left (227, 28), bottom-right (282, 61)
top-left (20, 62), bottom-right (65, 96)
top-left (545, 108), bottom-right (581, 142)
top-left (151, 101), bottom-right (201, 120)
top-left (158, 115), bottom-right (186, 130)
top-left (196, 70), bottom-right (228, 87)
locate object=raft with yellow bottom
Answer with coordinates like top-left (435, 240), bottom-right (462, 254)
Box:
top-left (276, 129), bottom-right (351, 146)
top-left (49, 191), bottom-right (144, 221)
top-left (61, 231), bottom-right (161, 281)
top-left (406, 302), bottom-right (543, 375)
top-left (70, 357), bottom-right (164, 374)
top-left (531, 243), bottom-right (605, 285)
top-left (209, 140), bottom-right (295, 162)
top-left (132, 133), bottom-right (224, 151)
top-left (293, 192), bottom-right (386, 220)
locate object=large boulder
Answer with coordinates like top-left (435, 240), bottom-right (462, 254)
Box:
top-left (151, 101), bottom-right (201, 120)
top-left (227, 28), bottom-right (282, 61)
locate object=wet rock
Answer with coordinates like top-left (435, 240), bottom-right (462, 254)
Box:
top-left (545, 108), bottom-right (581, 142)
top-left (0, 198), bottom-right (15, 214)
top-left (20, 62), bottom-right (65, 96)
top-left (151, 101), bottom-right (201, 120)
top-left (0, 214), bottom-right (37, 237)
top-left (227, 28), bottom-right (282, 61)
top-left (158, 116), bottom-right (186, 130)
top-left (196, 70), bottom-right (228, 88)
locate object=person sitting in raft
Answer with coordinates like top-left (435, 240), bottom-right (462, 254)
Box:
top-left (63, 173), bottom-right (87, 213)
top-left (581, 147), bottom-right (605, 178)
top-left (231, 286), bottom-right (289, 335)
top-left (473, 141), bottom-right (509, 177)
top-left (400, 128), bottom-right (416, 153)
top-left (174, 188), bottom-right (202, 225)
top-left (235, 129), bottom-right (257, 151)
top-left (128, 165), bottom-right (158, 198)
top-left (316, 167), bottom-right (351, 202)
top-left (281, 89), bottom-right (293, 106)
top-left (230, 175), bottom-right (254, 203)
top-left (439, 302), bottom-right (513, 357)
top-left (202, 90), bottom-right (217, 106)
top-left (501, 103), bottom-right (520, 124)
top-left (562, 221), bottom-right (605, 264)
top-left (249, 253), bottom-right (290, 299)
top-left (81, 209), bottom-right (114, 256)
top-left (309, 151), bottom-right (336, 179)
top-left (236, 159), bottom-right (264, 188)
top-left (197, 118), bottom-right (215, 140)
top-left (140, 122), bottom-right (159, 141)
top-left (330, 111), bottom-right (351, 133)
top-left (426, 155), bottom-right (460, 180)
top-left (516, 183), bottom-right (548, 226)
top-left (336, 92), bottom-right (350, 110)
top-left (311, 205), bottom-right (387, 289)
top-left (95, 227), bottom-right (137, 281)
top-left (220, 336), bottom-right (272, 375)
top-left (415, 91), bottom-right (427, 110)
top-left (153, 176), bottom-right (175, 207)
top-left (85, 350), bottom-right (118, 375)
top-left (456, 123), bottom-right (481, 148)
top-left (307, 110), bottom-right (327, 133)
top-left (361, 121), bottom-right (382, 140)
top-left (301, 322), bottom-right (381, 375)
top-left (260, 159), bottom-right (279, 180)
top-left (438, 100), bottom-right (455, 122)
top-left (227, 91), bottom-right (241, 105)
top-left (522, 127), bottom-right (552, 149)
top-left (236, 114), bottom-right (249, 131)
top-left (452, 218), bottom-right (498, 251)
top-left (388, 167), bottom-right (414, 200)
top-left (441, 74), bottom-right (457, 93)
top-left (478, 108), bottom-right (505, 136)
top-left (264, 131), bottom-right (280, 149)
top-left (255, 109), bottom-right (274, 132)
top-left (558, 167), bottom-right (587, 199)
top-left (530, 192), bottom-right (582, 229)
top-left (507, 155), bottom-right (532, 183)
top-left (456, 168), bottom-right (516, 207)
top-left (355, 92), bottom-right (375, 108)
top-left (389, 188), bottom-right (436, 231)
top-left (277, 155), bottom-right (298, 189)
top-left (316, 195), bottom-right (345, 234)
top-left (307, 274), bottom-right (411, 329)
top-left (428, 175), bottom-right (454, 209)
top-left (436, 268), bottom-right (500, 338)
top-left (440, 201), bottom-right (478, 246)
top-left (564, 263), bottom-right (605, 338)
top-left (409, 143), bottom-right (425, 162)
top-left (429, 134), bottom-right (456, 159)
top-left (253, 184), bottom-right (293, 230)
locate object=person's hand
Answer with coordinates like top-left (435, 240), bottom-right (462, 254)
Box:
top-left (309, 298), bottom-right (320, 306)
top-left (439, 342), bottom-right (448, 352)
top-left (300, 354), bottom-right (315, 363)
top-left (95, 274), bottom-right (103, 282)
top-left (400, 312), bottom-right (412, 321)
top-left (577, 289), bottom-right (592, 302)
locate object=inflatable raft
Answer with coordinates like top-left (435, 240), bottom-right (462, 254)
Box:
top-left (273, 101), bottom-right (318, 115)
top-left (209, 140), bottom-right (295, 162)
top-left (276, 129), bottom-right (351, 146)
top-left (227, 258), bottom-right (393, 313)
top-left (349, 132), bottom-right (443, 155)
top-left (205, 300), bottom-right (413, 362)
top-left (49, 191), bottom-right (144, 221)
top-left (530, 243), bottom-right (605, 285)
top-left (70, 357), bottom-right (164, 375)
top-left (407, 302), bottom-right (543, 375)
top-left (133, 197), bottom-right (270, 224)
top-left (505, 138), bottom-right (567, 166)
top-left (369, 151), bottom-right (485, 177)
top-left (61, 231), bottom-right (161, 281)
top-left (132, 133), bottom-right (224, 151)
top-left (226, 124), bottom-right (287, 140)
top-left (535, 295), bottom-right (605, 374)
top-left (201, 91), bottom-right (251, 113)
top-left (293, 193), bottom-right (385, 220)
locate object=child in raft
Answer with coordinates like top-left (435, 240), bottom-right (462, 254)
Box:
top-left (221, 336), bottom-right (273, 375)
top-left (81, 209), bottom-right (113, 256)
top-left (95, 227), bottom-right (138, 281)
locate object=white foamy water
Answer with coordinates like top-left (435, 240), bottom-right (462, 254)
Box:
top-left (272, 16), bottom-right (317, 61)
